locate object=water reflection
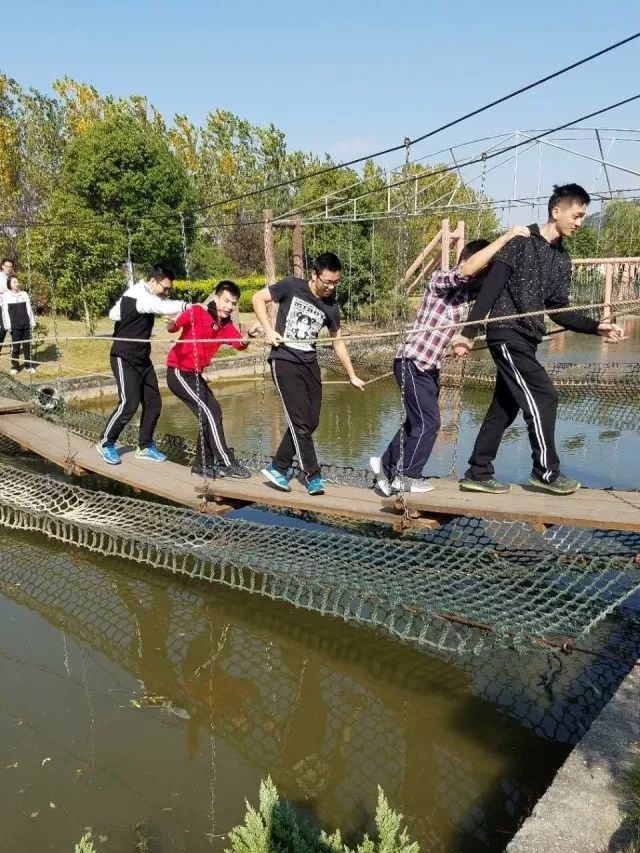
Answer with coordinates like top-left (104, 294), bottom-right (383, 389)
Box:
top-left (1, 529), bottom-right (638, 851)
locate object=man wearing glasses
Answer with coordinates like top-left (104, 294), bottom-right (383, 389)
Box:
top-left (252, 252), bottom-right (365, 496)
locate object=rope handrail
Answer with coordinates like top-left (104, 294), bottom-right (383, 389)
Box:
top-left (19, 295), bottom-right (640, 350)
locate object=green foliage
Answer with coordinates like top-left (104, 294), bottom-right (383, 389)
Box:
top-left (188, 236), bottom-right (240, 279)
top-left (171, 276), bottom-right (264, 312)
top-left (566, 224), bottom-right (599, 259)
top-left (601, 200), bottom-right (640, 257)
top-left (226, 778), bottom-right (419, 853)
top-left (62, 113), bottom-right (196, 272)
top-left (74, 832), bottom-right (96, 853)
top-left (27, 193), bottom-right (126, 320)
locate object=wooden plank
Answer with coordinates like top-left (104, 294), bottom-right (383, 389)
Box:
top-left (382, 480), bottom-right (640, 533)
top-left (0, 401), bottom-right (636, 533)
top-left (0, 396), bottom-right (31, 415)
top-left (0, 412), bottom-right (239, 516)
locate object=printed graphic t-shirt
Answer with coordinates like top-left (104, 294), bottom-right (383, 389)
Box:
top-left (267, 277), bottom-right (340, 364)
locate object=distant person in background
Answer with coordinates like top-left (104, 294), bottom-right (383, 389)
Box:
top-left (3, 274), bottom-right (36, 374)
top-left (0, 258), bottom-right (15, 355)
top-left (97, 264), bottom-right (186, 466)
top-left (370, 226), bottom-right (530, 497)
top-left (452, 183), bottom-right (624, 496)
top-left (166, 280), bottom-right (261, 480)
top-left (0, 258), bottom-right (14, 292)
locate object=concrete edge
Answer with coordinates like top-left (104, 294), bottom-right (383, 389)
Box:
top-left (507, 664), bottom-right (640, 853)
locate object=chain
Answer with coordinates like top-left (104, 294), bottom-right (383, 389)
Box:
top-left (397, 138), bottom-right (412, 521)
top-left (370, 218), bottom-right (376, 323)
top-left (44, 227), bottom-right (74, 471)
top-left (24, 223), bottom-right (33, 291)
top-left (446, 357), bottom-right (467, 479)
top-left (126, 226), bottom-right (134, 286)
top-left (475, 152), bottom-right (488, 239)
top-left (180, 212), bottom-right (209, 489)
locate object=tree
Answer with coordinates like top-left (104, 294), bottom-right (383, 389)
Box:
top-left (62, 112), bottom-right (196, 272)
top-left (28, 193), bottom-right (126, 329)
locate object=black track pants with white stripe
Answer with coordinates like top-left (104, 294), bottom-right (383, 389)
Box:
top-left (102, 356), bottom-right (162, 449)
top-left (465, 340), bottom-right (560, 484)
top-left (270, 359), bottom-right (322, 482)
top-left (166, 367), bottom-right (233, 469)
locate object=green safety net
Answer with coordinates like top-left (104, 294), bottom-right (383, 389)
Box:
top-left (0, 460), bottom-right (637, 657)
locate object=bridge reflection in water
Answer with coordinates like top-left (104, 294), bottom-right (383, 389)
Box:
top-left (0, 528), bottom-right (638, 852)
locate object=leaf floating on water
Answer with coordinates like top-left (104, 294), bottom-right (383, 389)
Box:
top-left (30, 812), bottom-right (39, 818)
top-left (98, 835), bottom-right (108, 843)
top-left (130, 699), bottom-right (141, 709)
top-left (49, 802), bottom-right (56, 809)
top-left (41, 757), bottom-right (51, 766)
top-left (5, 762), bottom-right (18, 769)
top-left (161, 806), bottom-right (173, 812)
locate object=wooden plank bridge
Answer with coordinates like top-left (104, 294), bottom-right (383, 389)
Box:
top-left (0, 397), bottom-right (638, 533)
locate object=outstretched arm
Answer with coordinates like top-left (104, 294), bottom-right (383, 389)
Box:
top-left (329, 329), bottom-right (365, 391)
top-left (459, 225), bottom-right (530, 278)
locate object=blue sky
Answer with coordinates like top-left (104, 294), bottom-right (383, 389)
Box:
top-left (6, 0), bottom-right (640, 217)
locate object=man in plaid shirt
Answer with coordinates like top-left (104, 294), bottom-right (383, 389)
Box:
top-left (371, 226), bottom-right (530, 496)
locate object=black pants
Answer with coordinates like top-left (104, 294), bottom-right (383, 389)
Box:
top-left (270, 359), bottom-right (322, 482)
top-left (0, 324), bottom-right (6, 356)
top-left (102, 355), bottom-right (161, 449)
top-left (166, 367), bottom-right (234, 469)
top-left (466, 339), bottom-right (560, 484)
top-left (10, 327), bottom-right (32, 369)
top-left (382, 359), bottom-right (440, 478)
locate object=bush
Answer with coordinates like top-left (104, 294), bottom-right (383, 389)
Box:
top-left (172, 276), bottom-right (264, 312)
top-left (226, 777), bottom-right (419, 853)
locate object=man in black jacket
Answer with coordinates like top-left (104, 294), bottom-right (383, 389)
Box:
top-left (452, 183), bottom-right (624, 495)
top-left (97, 264), bottom-right (186, 466)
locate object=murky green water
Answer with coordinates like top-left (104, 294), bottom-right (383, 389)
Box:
top-left (1, 328), bottom-right (639, 851)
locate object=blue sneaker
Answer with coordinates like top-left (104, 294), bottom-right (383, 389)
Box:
top-left (306, 476), bottom-right (325, 496)
top-left (135, 442), bottom-right (167, 462)
top-left (261, 464), bottom-right (291, 492)
top-left (96, 442), bottom-right (121, 466)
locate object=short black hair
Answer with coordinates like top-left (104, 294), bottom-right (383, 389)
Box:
top-left (148, 264), bottom-right (175, 283)
top-left (459, 239), bottom-right (490, 264)
top-left (8, 274), bottom-right (19, 284)
top-left (215, 280), bottom-right (240, 300)
top-left (313, 252), bottom-right (341, 275)
top-left (548, 183), bottom-right (590, 219)
top-left (1, 258), bottom-right (14, 266)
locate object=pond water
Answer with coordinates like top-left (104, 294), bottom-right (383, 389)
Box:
top-left (1, 327), bottom-right (638, 851)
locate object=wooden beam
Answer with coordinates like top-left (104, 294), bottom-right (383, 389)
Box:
top-left (403, 229), bottom-right (442, 284)
top-left (441, 218), bottom-right (451, 271)
top-left (292, 216), bottom-right (304, 278)
top-left (263, 209), bottom-right (276, 284)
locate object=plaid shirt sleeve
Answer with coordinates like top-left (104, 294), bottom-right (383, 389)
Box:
top-left (429, 265), bottom-right (469, 296)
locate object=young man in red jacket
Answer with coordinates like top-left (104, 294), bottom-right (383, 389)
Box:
top-left (166, 280), bottom-right (261, 479)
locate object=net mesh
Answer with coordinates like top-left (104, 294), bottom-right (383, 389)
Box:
top-left (0, 460), bottom-right (637, 656)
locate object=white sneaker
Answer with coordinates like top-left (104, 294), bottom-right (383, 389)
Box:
top-left (391, 476), bottom-right (435, 494)
top-left (27, 367), bottom-right (36, 374)
top-left (369, 456), bottom-right (393, 497)
top-left (10, 368), bottom-right (18, 375)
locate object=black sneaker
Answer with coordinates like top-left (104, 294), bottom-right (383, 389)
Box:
top-left (529, 473), bottom-right (580, 495)
top-left (459, 477), bottom-right (511, 494)
top-left (191, 464), bottom-right (217, 479)
top-left (218, 463), bottom-right (252, 479)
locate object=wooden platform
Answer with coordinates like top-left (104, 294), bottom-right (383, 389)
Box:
top-left (0, 400), bottom-right (637, 532)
